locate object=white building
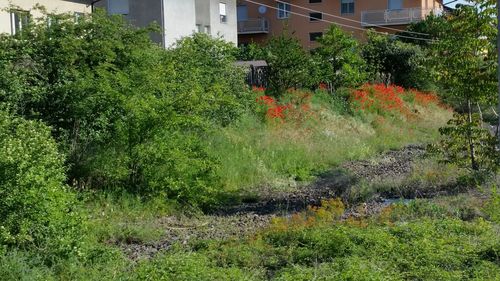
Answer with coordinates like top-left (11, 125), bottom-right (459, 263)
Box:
top-left (95, 0), bottom-right (238, 47)
top-left (0, 0), bottom-right (238, 47)
top-left (0, 0), bottom-right (91, 35)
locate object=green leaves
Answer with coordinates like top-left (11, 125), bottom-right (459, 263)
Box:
top-left (362, 31), bottom-right (430, 90)
top-left (315, 25), bottom-right (367, 90)
top-left (430, 113), bottom-right (499, 173)
top-left (0, 110), bottom-right (81, 259)
top-left (263, 35), bottom-right (316, 96)
top-left (0, 9), bottom-right (249, 207)
top-left (422, 2), bottom-right (500, 174)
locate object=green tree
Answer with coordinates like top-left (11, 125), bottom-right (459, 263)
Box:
top-left (314, 25), bottom-right (367, 90)
top-left (263, 34), bottom-right (316, 96)
top-left (403, 13), bottom-right (450, 47)
top-left (430, 1), bottom-right (498, 172)
top-left (0, 9), bottom-right (248, 206)
top-left (362, 31), bottom-right (431, 90)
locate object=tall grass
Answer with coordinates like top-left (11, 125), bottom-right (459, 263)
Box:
top-left (210, 88), bottom-right (453, 195)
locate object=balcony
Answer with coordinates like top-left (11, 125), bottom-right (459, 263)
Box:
top-left (238, 18), bottom-right (269, 34)
top-left (361, 8), bottom-right (442, 27)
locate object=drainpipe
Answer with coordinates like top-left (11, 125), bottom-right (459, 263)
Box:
top-left (90, 0), bottom-right (104, 12)
top-left (160, 0), bottom-right (165, 48)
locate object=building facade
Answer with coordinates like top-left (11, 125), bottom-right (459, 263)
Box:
top-left (0, 0), bottom-right (91, 35)
top-left (95, 0), bottom-right (238, 47)
top-left (237, 0), bottom-right (443, 48)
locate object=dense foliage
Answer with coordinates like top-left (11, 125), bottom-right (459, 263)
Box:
top-left (0, 110), bottom-right (80, 260)
top-left (0, 5), bottom-right (497, 280)
top-left (314, 25), bottom-right (367, 90)
top-left (261, 35), bottom-right (316, 96)
top-left (0, 10), bottom-right (247, 206)
top-left (420, 1), bottom-right (499, 172)
top-left (362, 32), bottom-right (432, 90)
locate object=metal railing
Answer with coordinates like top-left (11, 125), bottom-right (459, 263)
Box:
top-left (237, 18), bottom-right (269, 34)
top-left (361, 8), bottom-right (442, 27)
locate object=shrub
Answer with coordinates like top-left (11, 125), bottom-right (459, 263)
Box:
top-left (0, 10), bottom-right (248, 206)
top-left (263, 34), bottom-right (317, 96)
top-left (314, 25), bottom-right (367, 90)
top-left (0, 110), bottom-right (81, 259)
top-left (236, 42), bottom-right (266, 61)
top-left (362, 32), bottom-right (432, 90)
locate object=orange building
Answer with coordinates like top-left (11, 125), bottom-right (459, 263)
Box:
top-left (237, 0), bottom-right (443, 48)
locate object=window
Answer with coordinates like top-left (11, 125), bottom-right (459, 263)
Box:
top-left (309, 0), bottom-right (322, 3)
top-left (237, 5), bottom-right (248, 22)
top-left (341, 0), bottom-right (354, 14)
top-left (277, 2), bottom-right (291, 19)
top-left (220, 2), bottom-right (227, 23)
top-left (108, 0), bottom-right (129, 15)
top-left (309, 32), bottom-right (323, 41)
top-left (309, 12), bottom-right (322, 21)
top-left (10, 10), bottom-right (30, 35)
top-left (388, 0), bottom-right (403, 10)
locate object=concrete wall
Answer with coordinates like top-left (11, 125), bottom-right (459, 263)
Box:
top-left (210, 0), bottom-right (237, 44)
top-left (195, 0), bottom-right (211, 28)
top-left (7, 0), bottom-right (239, 47)
top-left (97, 0), bottom-right (237, 47)
top-left (0, 0), bottom-right (91, 34)
top-left (163, 0), bottom-right (197, 46)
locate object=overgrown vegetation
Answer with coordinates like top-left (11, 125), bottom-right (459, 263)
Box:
top-left (0, 9), bottom-right (248, 207)
top-left (0, 3), bottom-right (498, 280)
top-left (0, 109), bottom-right (82, 262)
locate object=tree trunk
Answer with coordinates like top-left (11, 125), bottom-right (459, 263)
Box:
top-left (467, 99), bottom-right (479, 171)
top-left (476, 103), bottom-right (483, 127)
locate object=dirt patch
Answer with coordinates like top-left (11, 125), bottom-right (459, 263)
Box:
top-left (216, 144), bottom-right (427, 216)
top-left (121, 213), bottom-right (273, 260)
top-left (119, 144), bottom-right (463, 259)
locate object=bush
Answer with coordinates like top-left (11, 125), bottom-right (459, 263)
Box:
top-left (263, 34), bottom-right (317, 96)
top-left (362, 32), bottom-right (432, 90)
top-left (0, 10), bottom-right (248, 206)
top-left (314, 25), bottom-right (367, 90)
top-left (0, 110), bottom-right (81, 259)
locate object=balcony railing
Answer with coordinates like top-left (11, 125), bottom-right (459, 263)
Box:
top-left (361, 8), bottom-right (442, 27)
top-left (238, 18), bottom-right (269, 34)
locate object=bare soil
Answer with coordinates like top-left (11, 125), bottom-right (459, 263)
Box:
top-left (119, 145), bottom-right (466, 260)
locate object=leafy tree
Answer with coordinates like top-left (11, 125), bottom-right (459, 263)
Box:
top-left (430, 0), bottom-right (498, 172)
top-left (263, 34), bottom-right (317, 96)
top-left (403, 13), bottom-right (450, 47)
top-left (314, 25), bottom-right (367, 90)
top-left (362, 32), bottom-right (431, 90)
top-left (236, 42), bottom-right (266, 61)
top-left (0, 9), bottom-right (247, 206)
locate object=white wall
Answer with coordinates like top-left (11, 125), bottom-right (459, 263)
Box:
top-left (163, 0), bottom-right (237, 47)
top-left (163, 0), bottom-right (197, 47)
top-left (0, 0), bottom-right (91, 34)
top-left (209, 0), bottom-right (237, 45)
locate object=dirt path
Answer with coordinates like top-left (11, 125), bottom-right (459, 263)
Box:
top-left (121, 144), bottom-right (450, 259)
